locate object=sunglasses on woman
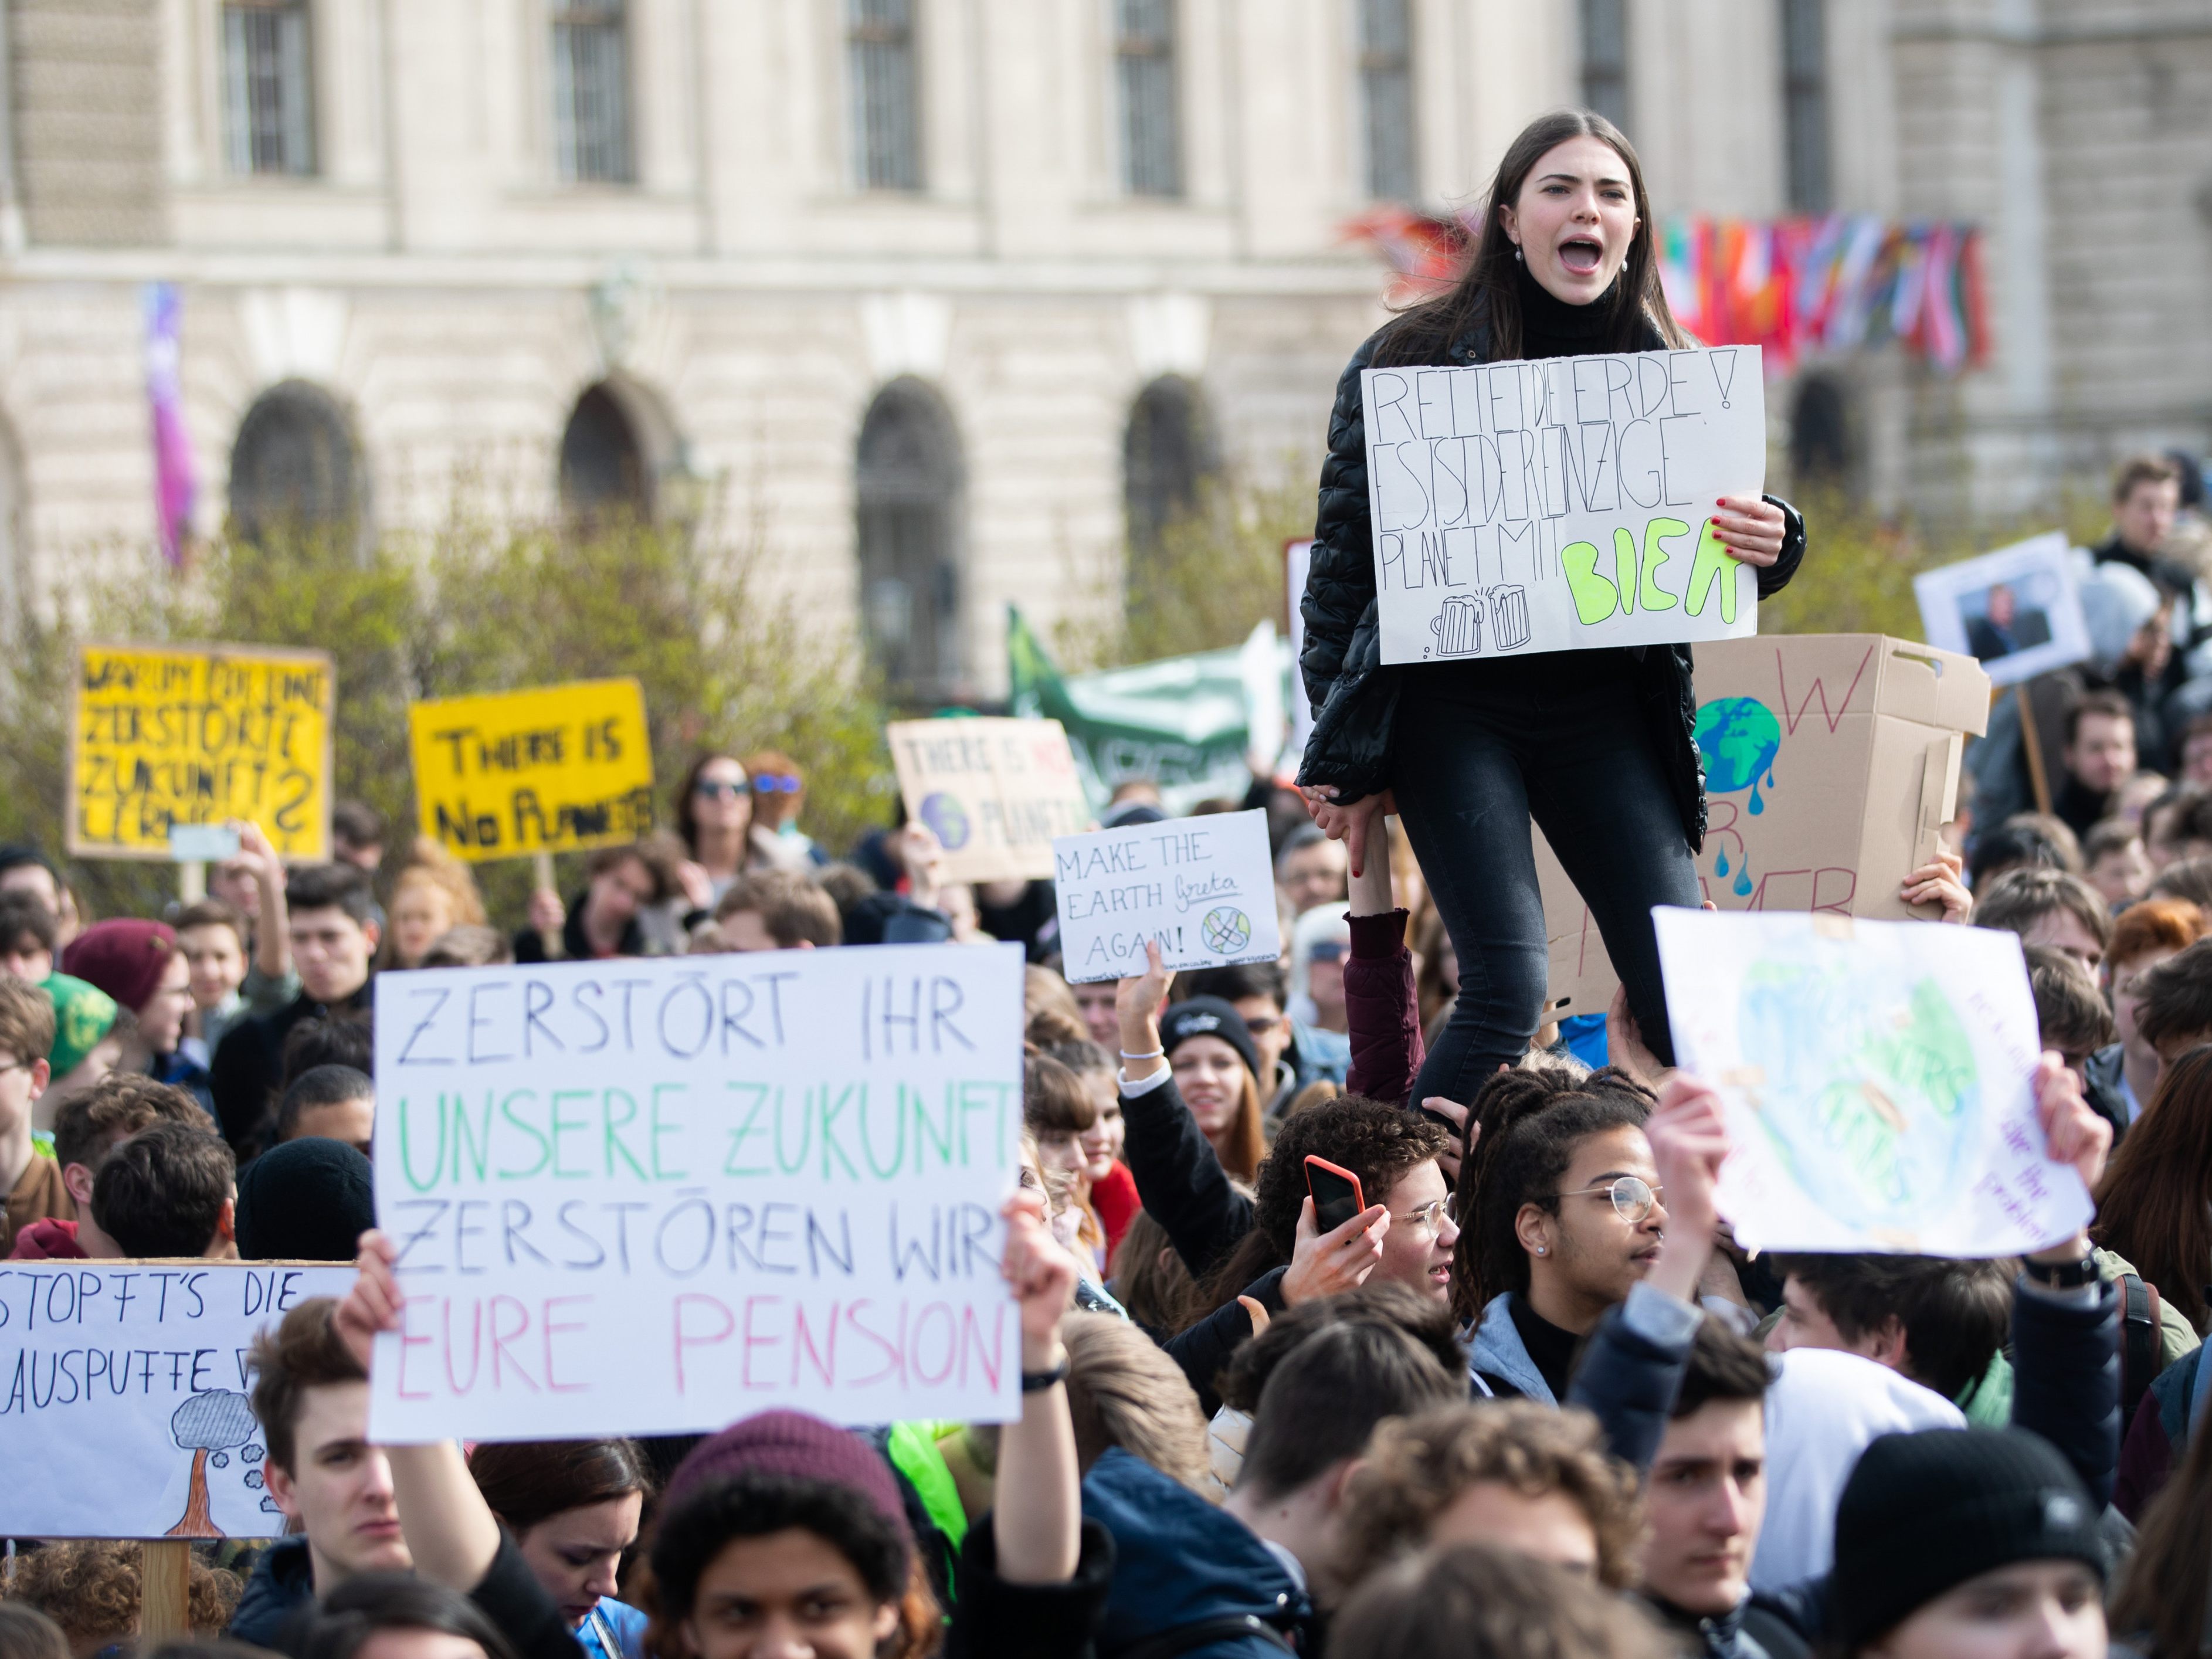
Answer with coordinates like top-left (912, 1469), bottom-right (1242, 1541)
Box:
top-left (692, 778), bottom-right (747, 799)
top-left (752, 773), bottom-right (803, 794)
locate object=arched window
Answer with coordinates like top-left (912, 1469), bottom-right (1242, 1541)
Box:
top-left (1124, 375), bottom-right (1216, 567)
top-left (1790, 375), bottom-right (1850, 488)
top-left (559, 382), bottom-right (650, 519)
top-left (856, 379), bottom-right (964, 696)
top-left (228, 380), bottom-right (362, 545)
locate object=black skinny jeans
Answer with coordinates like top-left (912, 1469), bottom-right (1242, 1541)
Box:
top-left (1392, 649), bottom-right (1700, 1102)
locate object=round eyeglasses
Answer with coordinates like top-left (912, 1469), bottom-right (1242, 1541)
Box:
top-left (1548, 1175), bottom-right (1663, 1225)
top-left (1393, 1196), bottom-right (1454, 1236)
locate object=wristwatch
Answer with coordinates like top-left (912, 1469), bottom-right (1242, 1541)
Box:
top-left (2022, 1251), bottom-right (2100, 1290)
top-left (1021, 1356), bottom-right (1071, 1392)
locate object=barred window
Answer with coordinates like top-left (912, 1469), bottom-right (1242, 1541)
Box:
top-left (553, 0), bottom-right (632, 184)
top-left (221, 1), bottom-right (314, 176)
top-left (1358, 0), bottom-right (1416, 201)
top-left (857, 381), bottom-right (965, 695)
top-left (1579, 0), bottom-right (1630, 135)
top-left (1782, 0), bottom-right (1831, 212)
top-left (1115, 0), bottom-right (1180, 197)
top-left (849, 0), bottom-right (922, 191)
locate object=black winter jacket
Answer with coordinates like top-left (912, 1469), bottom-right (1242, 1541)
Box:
top-left (1297, 319), bottom-right (1809, 843)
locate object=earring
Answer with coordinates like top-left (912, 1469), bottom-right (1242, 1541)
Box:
top-left (1535, 1245), bottom-right (1546, 1256)
top-left (1514, 246), bottom-right (1524, 263)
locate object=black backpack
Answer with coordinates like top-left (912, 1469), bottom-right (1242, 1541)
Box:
top-left (2118, 1270), bottom-right (2165, 1435)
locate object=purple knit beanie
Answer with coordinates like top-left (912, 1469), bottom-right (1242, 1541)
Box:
top-left (664, 1410), bottom-right (911, 1548)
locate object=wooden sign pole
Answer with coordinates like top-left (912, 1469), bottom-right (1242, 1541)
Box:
top-left (141, 1540), bottom-right (192, 1640)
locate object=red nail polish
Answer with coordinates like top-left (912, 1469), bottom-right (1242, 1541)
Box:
top-left (1715, 498), bottom-right (1726, 507)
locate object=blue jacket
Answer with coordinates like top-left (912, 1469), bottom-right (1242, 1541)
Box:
top-left (1468, 1293), bottom-right (1553, 1403)
top-left (226, 1536), bottom-right (313, 1649)
top-left (1082, 1448), bottom-right (1308, 1657)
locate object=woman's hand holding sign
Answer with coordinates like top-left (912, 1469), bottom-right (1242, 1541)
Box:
top-left (1709, 495), bottom-right (1786, 566)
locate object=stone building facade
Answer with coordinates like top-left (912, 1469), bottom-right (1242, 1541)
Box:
top-left (0, 0), bottom-right (2204, 698)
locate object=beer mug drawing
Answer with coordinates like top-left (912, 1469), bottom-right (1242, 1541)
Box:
top-left (1429, 593), bottom-right (1485, 657)
top-left (1487, 584), bottom-right (1532, 651)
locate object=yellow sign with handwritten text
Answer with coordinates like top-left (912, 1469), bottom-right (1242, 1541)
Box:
top-left (69, 642), bottom-right (334, 860)
top-left (408, 679), bottom-right (654, 862)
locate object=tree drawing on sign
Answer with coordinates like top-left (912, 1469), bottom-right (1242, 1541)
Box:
top-left (168, 1389), bottom-right (260, 1538)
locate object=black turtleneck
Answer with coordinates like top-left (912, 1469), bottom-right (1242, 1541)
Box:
top-left (1513, 258), bottom-right (1620, 361)
top-left (1507, 1290), bottom-right (1582, 1402)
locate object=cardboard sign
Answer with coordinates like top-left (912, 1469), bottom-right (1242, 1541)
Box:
top-left (1655, 908), bottom-right (2089, 1255)
top-left (1538, 635), bottom-right (1990, 1016)
top-left (408, 679), bottom-right (655, 861)
top-left (368, 945), bottom-right (1026, 1442)
top-left (70, 642), bottom-right (334, 861)
top-left (1362, 347), bottom-right (1766, 664)
top-left (1912, 531), bottom-right (2090, 689)
top-left (0, 1261), bottom-right (357, 1539)
top-left (1054, 809), bottom-right (1282, 984)
top-left (887, 717), bottom-right (1092, 884)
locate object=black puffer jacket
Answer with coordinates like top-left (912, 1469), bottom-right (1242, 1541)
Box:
top-left (1297, 318), bottom-right (1808, 848)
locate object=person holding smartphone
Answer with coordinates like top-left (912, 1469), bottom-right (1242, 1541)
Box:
top-left (1298, 108), bottom-right (1807, 1105)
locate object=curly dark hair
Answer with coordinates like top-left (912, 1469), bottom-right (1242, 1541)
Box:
top-left (1195, 1095), bottom-right (1448, 1317)
top-left (639, 1473), bottom-right (940, 1659)
top-left (1451, 1067), bottom-right (1653, 1320)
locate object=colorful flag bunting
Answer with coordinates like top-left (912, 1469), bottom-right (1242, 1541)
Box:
top-left (1339, 209), bottom-right (1989, 377)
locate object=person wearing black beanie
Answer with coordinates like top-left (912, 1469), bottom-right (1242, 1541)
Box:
top-left (1827, 1427), bottom-right (2107, 1659)
top-left (235, 1135), bottom-right (375, 1262)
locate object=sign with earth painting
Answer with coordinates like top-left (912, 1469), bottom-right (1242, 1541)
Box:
top-left (1654, 908), bottom-right (2090, 1255)
top-left (1052, 808), bottom-right (1282, 983)
top-left (1536, 635), bottom-right (1991, 1014)
top-left (887, 717), bottom-right (1094, 884)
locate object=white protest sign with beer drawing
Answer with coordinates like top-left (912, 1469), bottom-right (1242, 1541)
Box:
top-left (1361, 345), bottom-right (1768, 664)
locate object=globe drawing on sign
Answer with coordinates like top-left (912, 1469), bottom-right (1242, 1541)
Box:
top-left (918, 791), bottom-right (972, 851)
top-left (1201, 907), bottom-right (1252, 955)
top-left (1694, 696), bottom-right (1783, 897)
top-left (1735, 955), bottom-right (1980, 1238)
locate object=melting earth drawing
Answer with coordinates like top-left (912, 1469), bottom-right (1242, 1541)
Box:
top-left (1694, 696), bottom-right (1782, 897)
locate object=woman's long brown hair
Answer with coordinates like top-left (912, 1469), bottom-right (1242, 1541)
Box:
top-left (2093, 1043), bottom-right (2212, 1332)
top-left (1369, 107), bottom-right (1687, 369)
top-left (2110, 1385), bottom-right (2212, 1655)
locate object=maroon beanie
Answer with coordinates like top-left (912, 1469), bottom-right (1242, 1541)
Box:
top-left (61, 920), bottom-right (178, 1014)
top-left (665, 1410), bottom-right (910, 1545)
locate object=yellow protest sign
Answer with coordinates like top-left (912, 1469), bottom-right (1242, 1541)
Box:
top-left (408, 679), bottom-right (655, 861)
top-left (70, 642), bottom-right (334, 860)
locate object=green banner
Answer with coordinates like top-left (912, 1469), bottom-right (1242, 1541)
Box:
top-left (1006, 609), bottom-right (1285, 816)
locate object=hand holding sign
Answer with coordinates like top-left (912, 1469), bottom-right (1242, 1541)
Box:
top-left (1709, 494), bottom-right (1787, 565)
top-left (2027, 1052), bottom-right (2109, 1260)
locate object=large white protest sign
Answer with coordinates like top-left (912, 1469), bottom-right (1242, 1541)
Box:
top-left (369, 945), bottom-right (1026, 1443)
top-left (1362, 347), bottom-right (1766, 664)
top-left (0, 1262), bottom-right (355, 1539)
top-left (1654, 908), bottom-right (2090, 1256)
top-left (1054, 809), bottom-right (1282, 985)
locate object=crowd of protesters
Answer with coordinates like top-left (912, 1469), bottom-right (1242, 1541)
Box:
top-left (6, 106), bottom-right (2212, 1659)
top-left (0, 707), bottom-right (2207, 1659)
